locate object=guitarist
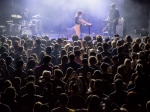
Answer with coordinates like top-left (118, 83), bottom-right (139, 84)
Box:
top-left (104, 3), bottom-right (120, 34)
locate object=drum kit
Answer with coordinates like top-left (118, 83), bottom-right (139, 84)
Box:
top-left (5, 14), bottom-right (43, 36)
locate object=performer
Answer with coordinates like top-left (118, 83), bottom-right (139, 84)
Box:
top-left (74, 10), bottom-right (87, 37)
top-left (104, 3), bottom-right (120, 34)
top-left (21, 9), bottom-right (29, 21)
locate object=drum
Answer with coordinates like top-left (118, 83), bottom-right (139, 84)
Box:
top-left (12, 24), bottom-right (21, 33)
top-left (7, 23), bottom-right (14, 32)
top-left (21, 27), bottom-right (32, 36)
top-left (21, 20), bottom-right (28, 26)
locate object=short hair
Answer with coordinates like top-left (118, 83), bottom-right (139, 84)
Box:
top-left (26, 82), bottom-right (35, 94)
top-left (12, 77), bottom-right (21, 86)
top-left (82, 58), bottom-right (88, 65)
top-left (97, 42), bottom-right (102, 47)
top-left (146, 101), bottom-right (150, 112)
top-left (36, 39), bottom-right (41, 45)
top-left (54, 69), bottom-right (63, 79)
top-left (94, 79), bottom-right (103, 89)
top-left (69, 54), bottom-right (75, 61)
top-left (77, 10), bottom-right (82, 16)
top-left (93, 70), bottom-right (102, 79)
top-left (84, 35), bottom-right (92, 42)
top-left (74, 46), bottom-right (80, 52)
top-left (135, 64), bottom-right (143, 72)
top-left (89, 56), bottom-right (97, 65)
top-left (90, 52), bottom-right (96, 56)
top-left (124, 59), bottom-right (131, 66)
top-left (57, 38), bottom-right (63, 43)
top-left (104, 37), bottom-right (110, 42)
top-left (97, 53), bottom-right (102, 61)
top-left (42, 70), bottom-right (51, 79)
top-left (18, 46), bottom-right (24, 52)
top-left (27, 59), bottom-right (36, 69)
top-left (16, 60), bottom-right (24, 68)
top-left (61, 49), bottom-right (67, 56)
top-left (39, 104), bottom-right (49, 112)
top-left (100, 62), bottom-right (109, 72)
top-left (61, 55), bottom-right (68, 64)
top-left (112, 55), bottom-right (118, 62)
top-left (96, 35), bottom-right (103, 42)
top-left (116, 40), bottom-right (122, 46)
top-left (83, 53), bottom-right (88, 59)
top-left (71, 83), bottom-right (79, 92)
top-left (58, 93), bottom-right (69, 105)
top-left (54, 43), bottom-right (59, 49)
top-left (114, 34), bottom-right (119, 37)
top-left (102, 43), bottom-right (108, 50)
top-left (4, 86), bottom-right (16, 100)
top-left (6, 56), bottom-right (13, 65)
top-left (115, 79), bottom-right (123, 89)
top-left (4, 80), bottom-right (12, 89)
top-left (117, 65), bottom-right (125, 74)
top-left (27, 75), bottom-right (36, 82)
top-left (33, 102), bottom-right (42, 112)
top-left (103, 56), bottom-right (111, 64)
top-left (46, 46), bottom-right (52, 54)
top-left (117, 46), bottom-right (123, 54)
top-left (111, 3), bottom-right (116, 7)
top-left (75, 50), bottom-right (81, 57)
top-left (72, 34), bottom-right (79, 41)
top-left (125, 35), bottom-right (132, 42)
top-left (43, 55), bottom-right (51, 64)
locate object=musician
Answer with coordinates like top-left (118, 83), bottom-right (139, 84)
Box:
top-left (106, 3), bottom-right (120, 34)
top-left (21, 9), bottom-right (29, 21)
top-left (74, 10), bottom-right (87, 37)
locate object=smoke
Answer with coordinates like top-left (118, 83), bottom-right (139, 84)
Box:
top-left (18, 0), bottom-right (124, 33)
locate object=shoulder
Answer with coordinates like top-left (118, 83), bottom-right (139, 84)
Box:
top-left (50, 54), bottom-right (56, 58)
top-left (22, 70), bottom-right (27, 74)
top-left (127, 87), bottom-right (135, 92)
top-left (121, 104), bottom-right (127, 108)
top-left (21, 94), bottom-right (28, 99)
top-left (0, 103), bottom-right (11, 112)
top-left (109, 91), bottom-right (116, 96)
top-left (51, 107), bottom-right (60, 112)
top-left (115, 8), bottom-right (119, 12)
top-left (34, 66), bottom-right (41, 70)
top-left (89, 66), bottom-right (95, 70)
top-left (77, 67), bottom-right (82, 70)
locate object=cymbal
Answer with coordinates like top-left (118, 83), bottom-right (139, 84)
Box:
top-left (32, 19), bottom-right (39, 22)
top-left (6, 20), bottom-right (13, 23)
top-left (32, 14), bottom-right (40, 18)
top-left (11, 14), bottom-right (22, 18)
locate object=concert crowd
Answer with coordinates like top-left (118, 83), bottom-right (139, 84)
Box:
top-left (0, 34), bottom-right (150, 112)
